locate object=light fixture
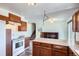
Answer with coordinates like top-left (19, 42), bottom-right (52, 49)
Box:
top-left (43, 10), bottom-right (55, 23)
top-left (27, 3), bottom-right (37, 6)
top-left (48, 18), bottom-right (53, 23)
top-left (48, 17), bottom-right (56, 23)
top-left (38, 10), bottom-right (48, 32)
top-left (38, 10), bottom-right (56, 32)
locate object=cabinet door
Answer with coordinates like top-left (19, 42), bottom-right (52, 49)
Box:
top-left (9, 13), bottom-right (21, 23)
top-left (76, 12), bottom-right (79, 32)
top-left (72, 14), bottom-right (76, 32)
top-left (69, 48), bottom-right (76, 56)
top-left (53, 44), bottom-right (68, 56)
top-left (18, 21), bottom-right (27, 31)
top-left (40, 47), bottom-right (52, 56)
top-left (33, 45), bottom-right (40, 56)
top-left (53, 51), bottom-right (67, 56)
top-left (72, 11), bottom-right (79, 32)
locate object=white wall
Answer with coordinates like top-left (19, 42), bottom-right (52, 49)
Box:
top-left (68, 21), bottom-right (75, 47)
top-left (0, 9), bottom-right (9, 16)
top-left (36, 20), bottom-right (67, 40)
top-left (76, 33), bottom-right (79, 41)
top-left (43, 21), bottom-right (67, 40)
top-left (0, 20), bottom-right (6, 56)
top-left (36, 8), bottom-right (76, 40)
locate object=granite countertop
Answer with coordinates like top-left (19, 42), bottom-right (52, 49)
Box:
top-left (32, 38), bottom-right (68, 46)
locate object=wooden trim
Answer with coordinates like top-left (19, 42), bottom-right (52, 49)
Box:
top-left (0, 15), bottom-right (9, 21)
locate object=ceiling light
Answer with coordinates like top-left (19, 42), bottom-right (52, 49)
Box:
top-left (48, 18), bottom-right (53, 23)
top-left (27, 3), bottom-right (37, 6)
top-left (48, 17), bottom-right (56, 23)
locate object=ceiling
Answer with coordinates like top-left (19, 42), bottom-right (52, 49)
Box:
top-left (0, 3), bottom-right (79, 21)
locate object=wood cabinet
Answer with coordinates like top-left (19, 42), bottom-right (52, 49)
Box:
top-left (0, 15), bottom-right (9, 21)
top-left (68, 48), bottom-right (76, 56)
top-left (25, 37), bottom-right (30, 48)
top-left (52, 44), bottom-right (68, 56)
top-left (33, 42), bottom-right (52, 56)
top-left (33, 42), bottom-right (41, 56)
top-left (72, 10), bottom-right (79, 32)
top-left (33, 45), bottom-right (41, 56)
top-left (9, 13), bottom-right (21, 23)
top-left (33, 41), bottom-right (69, 56)
top-left (18, 21), bottom-right (27, 31)
top-left (9, 13), bottom-right (27, 31)
top-left (40, 43), bottom-right (52, 56)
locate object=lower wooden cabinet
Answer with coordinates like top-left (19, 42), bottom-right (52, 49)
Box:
top-left (32, 41), bottom-right (76, 56)
top-left (52, 44), bottom-right (68, 56)
top-left (68, 48), bottom-right (76, 56)
top-left (33, 42), bottom-right (52, 56)
top-left (40, 47), bottom-right (52, 56)
top-left (33, 45), bottom-right (40, 56)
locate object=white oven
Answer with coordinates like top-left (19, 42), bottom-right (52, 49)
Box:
top-left (13, 38), bottom-right (25, 56)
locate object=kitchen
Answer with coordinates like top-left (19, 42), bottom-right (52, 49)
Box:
top-left (0, 3), bottom-right (79, 56)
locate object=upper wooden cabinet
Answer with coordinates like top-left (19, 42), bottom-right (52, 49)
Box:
top-left (9, 13), bottom-right (21, 23)
top-left (0, 15), bottom-right (9, 21)
top-left (18, 21), bottom-right (27, 31)
top-left (72, 10), bottom-right (79, 32)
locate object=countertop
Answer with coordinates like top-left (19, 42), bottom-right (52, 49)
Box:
top-left (32, 38), bottom-right (68, 46)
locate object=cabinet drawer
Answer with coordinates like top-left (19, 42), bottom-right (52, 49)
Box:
top-left (40, 43), bottom-right (51, 48)
top-left (54, 51), bottom-right (67, 56)
top-left (53, 49), bottom-right (68, 54)
top-left (53, 45), bottom-right (68, 51)
top-left (33, 42), bottom-right (41, 46)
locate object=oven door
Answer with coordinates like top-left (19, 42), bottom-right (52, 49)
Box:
top-left (13, 39), bottom-right (24, 56)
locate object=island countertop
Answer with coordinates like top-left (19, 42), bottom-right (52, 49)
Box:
top-left (32, 38), bottom-right (68, 46)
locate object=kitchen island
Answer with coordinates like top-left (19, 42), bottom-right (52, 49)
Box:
top-left (32, 38), bottom-right (77, 56)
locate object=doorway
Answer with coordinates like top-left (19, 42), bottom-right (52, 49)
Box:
top-left (30, 23), bottom-right (36, 40)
